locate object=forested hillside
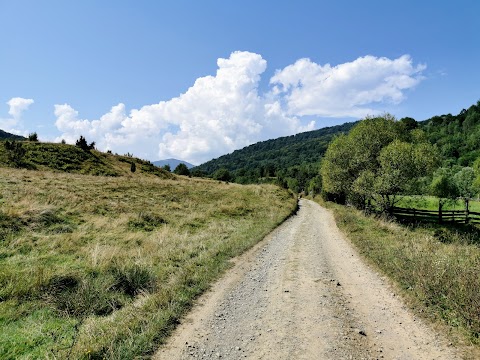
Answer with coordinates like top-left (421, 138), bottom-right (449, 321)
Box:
top-left (194, 101), bottom-right (480, 195)
top-left (422, 100), bottom-right (480, 167)
top-left (0, 129), bottom-right (25, 141)
top-left (194, 122), bottom-right (356, 189)
top-left (0, 138), bottom-right (172, 178)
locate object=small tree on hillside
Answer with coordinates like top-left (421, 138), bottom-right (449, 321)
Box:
top-left (173, 163), bottom-right (190, 176)
top-left (75, 135), bottom-right (95, 151)
top-left (28, 132), bottom-right (38, 141)
top-left (131, 162), bottom-right (136, 173)
top-left (162, 164), bottom-right (171, 172)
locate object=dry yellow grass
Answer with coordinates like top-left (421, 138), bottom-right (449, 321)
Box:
top-left (0, 168), bottom-right (296, 359)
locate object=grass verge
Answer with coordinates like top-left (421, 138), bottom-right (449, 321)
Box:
top-left (0, 168), bottom-right (296, 359)
top-left (317, 199), bottom-right (480, 354)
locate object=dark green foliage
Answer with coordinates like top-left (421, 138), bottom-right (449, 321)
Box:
top-left (131, 162), bottom-right (136, 173)
top-left (212, 168), bottom-right (231, 182)
top-left (3, 140), bottom-right (26, 167)
top-left (321, 115), bottom-right (439, 210)
top-left (194, 122), bottom-right (356, 180)
top-left (173, 163), bottom-right (190, 176)
top-left (0, 129), bottom-right (25, 141)
top-left (422, 101), bottom-right (480, 167)
top-left (75, 135), bottom-right (95, 151)
top-left (28, 132), bottom-right (38, 142)
top-left (163, 164), bottom-right (171, 172)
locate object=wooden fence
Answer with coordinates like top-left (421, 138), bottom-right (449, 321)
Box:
top-left (392, 206), bottom-right (480, 224)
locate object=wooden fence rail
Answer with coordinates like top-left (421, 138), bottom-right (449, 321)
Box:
top-left (391, 206), bottom-right (480, 224)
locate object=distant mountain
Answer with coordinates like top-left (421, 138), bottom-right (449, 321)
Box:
top-left (0, 129), bottom-right (26, 141)
top-left (153, 158), bottom-right (195, 169)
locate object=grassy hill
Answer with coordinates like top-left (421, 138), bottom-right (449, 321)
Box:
top-left (0, 158), bottom-right (296, 358)
top-left (0, 141), bottom-right (172, 178)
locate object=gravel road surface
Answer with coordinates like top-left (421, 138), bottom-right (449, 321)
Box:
top-left (155, 199), bottom-right (459, 359)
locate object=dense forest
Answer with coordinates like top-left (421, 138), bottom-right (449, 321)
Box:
top-left (193, 122), bottom-right (356, 191)
top-left (0, 129), bottom-right (25, 141)
top-left (194, 101), bottom-right (480, 197)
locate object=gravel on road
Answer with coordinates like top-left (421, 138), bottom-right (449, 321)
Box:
top-left (155, 199), bottom-right (459, 360)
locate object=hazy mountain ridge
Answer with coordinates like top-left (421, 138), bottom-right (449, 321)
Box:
top-left (153, 158), bottom-right (195, 169)
top-left (0, 129), bottom-right (26, 141)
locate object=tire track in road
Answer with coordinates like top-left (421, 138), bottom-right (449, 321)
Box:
top-left (155, 199), bottom-right (459, 359)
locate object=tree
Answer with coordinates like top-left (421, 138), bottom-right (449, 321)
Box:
top-left (162, 164), bottom-right (171, 172)
top-left (307, 175), bottom-right (322, 197)
top-left (430, 168), bottom-right (459, 221)
top-left (130, 162), bottom-right (136, 173)
top-left (173, 163), bottom-right (190, 176)
top-left (75, 135), bottom-right (95, 151)
top-left (212, 168), bottom-right (232, 182)
top-left (454, 167), bottom-right (476, 210)
top-left (320, 134), bottom-right (352, 203)
top-left (28, 132), bottom-right (38, 141)
top-left (373, 140), bottom-right (438, 211)
top-left (321, 114), bottom-right (439, 211)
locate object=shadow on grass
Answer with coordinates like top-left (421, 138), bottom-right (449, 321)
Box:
top-left (394, 214), bottom-right (480, 246)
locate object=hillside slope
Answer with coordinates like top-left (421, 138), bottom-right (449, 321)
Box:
top-left (0, 129), bottom-right (25, 141)
top-left (0, 141), bottom-right (172, 178)
top-left (0, 164), bottom-right (296, 359)
top-left (194, 121), bottom-right (357, 176)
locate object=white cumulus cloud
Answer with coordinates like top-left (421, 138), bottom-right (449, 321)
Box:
top-left (53, 52), bottom-right (425, 164)
top-left (270, 55), bottom-right (425, 118)
top-left (0, 97), bottom-right (34, 134)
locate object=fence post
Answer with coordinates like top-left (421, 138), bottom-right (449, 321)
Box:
top-left (465, 199), bottom-right (470, 224)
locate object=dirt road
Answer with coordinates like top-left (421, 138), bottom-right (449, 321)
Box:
top-left (156, 199), bottom-right (458, 359)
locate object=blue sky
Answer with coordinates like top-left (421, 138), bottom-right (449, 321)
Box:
top-left (1, 0), bottom-right (478, 164)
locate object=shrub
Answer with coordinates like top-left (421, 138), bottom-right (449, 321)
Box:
top-left (28, 132), bottom-right (38, 141)
top-left (4, 140), bottom-right (26, 167)
top-left (130, 162), bottom-right (136, 173)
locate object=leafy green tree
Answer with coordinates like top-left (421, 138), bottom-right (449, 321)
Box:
top-left (430, 168), bottom-right (459, 216)
top-left (212, 168), bottom-right (232, 182)
top-left (321, 114), bottom-right (438, 210)
top-left (28, 132), bottom-right (38, 141)
top-left (307, 175), bottom-right (322, 197)
top-left (454, 167), bottom-right (477, 210)
top-left (162, 164), bottom-right (171, 172)
top-left (173, 163), bottom-right (190, 176)
top-left (320, 134), bottom-right (352, 203)
top-left (374, 140), bottom-right (438, 211)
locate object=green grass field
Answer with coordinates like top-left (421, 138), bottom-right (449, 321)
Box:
top-left (0, 167), bottom-right (296, 359)
top-left (396, 195), bottom-right (480, 212)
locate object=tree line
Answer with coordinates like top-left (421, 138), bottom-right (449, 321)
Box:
top-left (321, 107), bottom-right (480, 213)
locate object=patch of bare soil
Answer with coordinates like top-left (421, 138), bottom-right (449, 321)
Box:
top-left (155, 199), bottom-right (460, 359)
